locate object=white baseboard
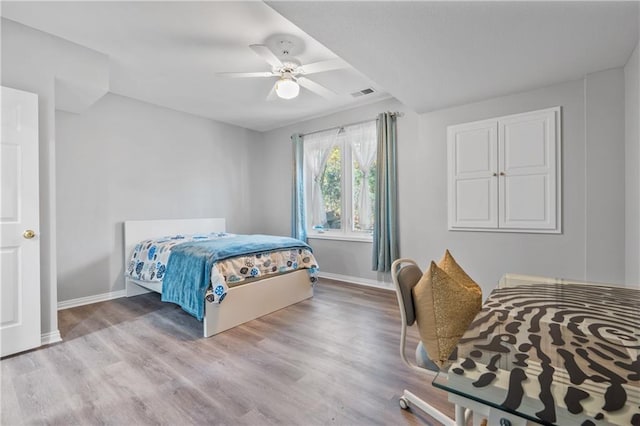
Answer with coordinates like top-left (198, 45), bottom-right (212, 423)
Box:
top-left (319, 271), bottom-right (393, 291)
top-left (41, 330), bottom-right (62, 345)
top-left (56, 275), bottom-right (391, 311)
top-left (58, 289), bottom-right (126, 310)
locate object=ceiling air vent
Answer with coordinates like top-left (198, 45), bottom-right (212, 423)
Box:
top-left (351, 88), bottom-right (376, 98)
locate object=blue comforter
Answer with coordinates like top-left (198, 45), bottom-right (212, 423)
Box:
top-left (161, 234), bottom-right (312, 320)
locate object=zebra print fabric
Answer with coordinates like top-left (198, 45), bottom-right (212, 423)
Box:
top-left (448, 282), bottom-right (639, 425)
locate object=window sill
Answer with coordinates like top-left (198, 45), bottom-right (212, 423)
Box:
top-left (308, 233), bottom-right (373, 243)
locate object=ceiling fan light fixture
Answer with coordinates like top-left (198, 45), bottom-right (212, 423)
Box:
top-left (275, 77), bottom-right (299, 99)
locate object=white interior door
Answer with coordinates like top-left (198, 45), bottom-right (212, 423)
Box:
top-left (1, 86), bottom-right (41, 357)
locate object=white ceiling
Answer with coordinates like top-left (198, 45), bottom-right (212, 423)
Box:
top-left (270, 1), bottom-right (639, 114)
top-left (1, 1), bottom-right (388, 132)
top-left (2, 2), bottom-right (639, 131)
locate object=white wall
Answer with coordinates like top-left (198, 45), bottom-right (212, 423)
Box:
top-left (1, 18), bottom-right (109, 339)
top-left (406, 80), bottom-right (587, 296)
top-left (626, 42), bottom-right (640, 287)
top-left (585, 68), bottom-right (626, 284)
top-left (414, 71), bottom-right (626, 296)
top-left (258, 72), bottom-right (628, 296)
top-left (56, 94), bottom-right (259, 302)
top-left (3, 17), bottom-right (262, 310)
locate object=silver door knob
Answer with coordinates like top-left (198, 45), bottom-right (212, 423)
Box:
top-left (23, 229), bottom-right (36, 239)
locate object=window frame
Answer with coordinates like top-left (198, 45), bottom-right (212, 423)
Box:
top-left (305, 130), bottom-right (375, 243)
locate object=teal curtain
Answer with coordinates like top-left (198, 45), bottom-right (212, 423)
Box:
top-left (372, 113), bottom-right (399, 272)
top-left (291, 133), bottom-right (307, 242)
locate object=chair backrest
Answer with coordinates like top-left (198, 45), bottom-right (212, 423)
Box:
top-left (391, 259), bottom-right (423, 326)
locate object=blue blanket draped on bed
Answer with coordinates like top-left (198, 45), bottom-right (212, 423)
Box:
top-left (161, 234), bottom-right (312, 320)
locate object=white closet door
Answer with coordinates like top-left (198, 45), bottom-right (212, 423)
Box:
top-left (448, 119), bottom-right (498, 229)
top-left (1, 86), bottom-right (41, 357)
top-left (498, 107), bottom-right (559, 231)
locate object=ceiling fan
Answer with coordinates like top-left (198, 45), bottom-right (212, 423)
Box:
top-left (217, 36), bottom-right (348, 100)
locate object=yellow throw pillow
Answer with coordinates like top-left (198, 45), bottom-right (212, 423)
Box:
top-left (438, 249), bottom-right (479, 291)
top-left (413, 257), bottom-right (482, 368)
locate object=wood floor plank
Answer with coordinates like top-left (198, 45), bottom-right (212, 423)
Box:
top-left (1, 279), bottom-right (455, 425)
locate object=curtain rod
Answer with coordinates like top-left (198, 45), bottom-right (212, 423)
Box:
top-left (298, 111), bottom-right (403, 138)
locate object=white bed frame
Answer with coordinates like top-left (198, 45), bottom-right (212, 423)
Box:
top-left (123, 218), bottom-right (313, 337)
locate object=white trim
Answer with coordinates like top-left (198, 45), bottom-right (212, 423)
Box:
top-left (308, 233), bottom-right (373, 243)
top-left (319, 271), bottom-right (392, 291)
top-left (57, 289), bottom-right (126, 310)
top-left (41, 330), bottom-right (62, 345)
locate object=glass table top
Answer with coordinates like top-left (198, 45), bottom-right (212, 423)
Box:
top-left (432, 274), bottom-right (640, 425)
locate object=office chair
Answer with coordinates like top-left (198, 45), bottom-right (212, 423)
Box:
top-left (391, 258), bottom-right (471, 426)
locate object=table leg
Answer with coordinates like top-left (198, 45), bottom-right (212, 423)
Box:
top-left (455, 404), bottom-right (466, 426)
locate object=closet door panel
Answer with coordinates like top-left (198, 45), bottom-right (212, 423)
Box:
top-left (498, 107), bottom-right (559, 231)
top-left (448, 120), bottom-right (498, 229)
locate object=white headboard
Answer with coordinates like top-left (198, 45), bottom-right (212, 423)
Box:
top-left (123, 218), bottom-right (226, 296)
top-left (123, 217), bottom-right (226, 270)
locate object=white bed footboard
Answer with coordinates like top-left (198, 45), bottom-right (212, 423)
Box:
top-left (204, 270), bottom-right (312, 337)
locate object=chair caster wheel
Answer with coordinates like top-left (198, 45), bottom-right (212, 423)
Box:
top-left (399, 396), bottom-right (409, 410)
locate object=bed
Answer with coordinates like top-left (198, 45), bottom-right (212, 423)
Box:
top-left (123, 218), bottom-right (316, 337)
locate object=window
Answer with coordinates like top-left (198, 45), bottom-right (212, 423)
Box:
top-left (304, 121), bottom-right (377, 240)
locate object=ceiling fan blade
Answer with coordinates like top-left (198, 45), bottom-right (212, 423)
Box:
top-left (216, 71), bottom-right (276, 78)
top-left (297, 77), bottom-right (337, 99)
top-left (249, 44), bottom-right (283, 69)
top-left (299, 58), bottom-right (347, 75)
top-left (266, 83), bottom-right (278, 101)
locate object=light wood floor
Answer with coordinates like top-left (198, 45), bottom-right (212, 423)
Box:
top-left (1, 279), bottom-right (454, 425)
